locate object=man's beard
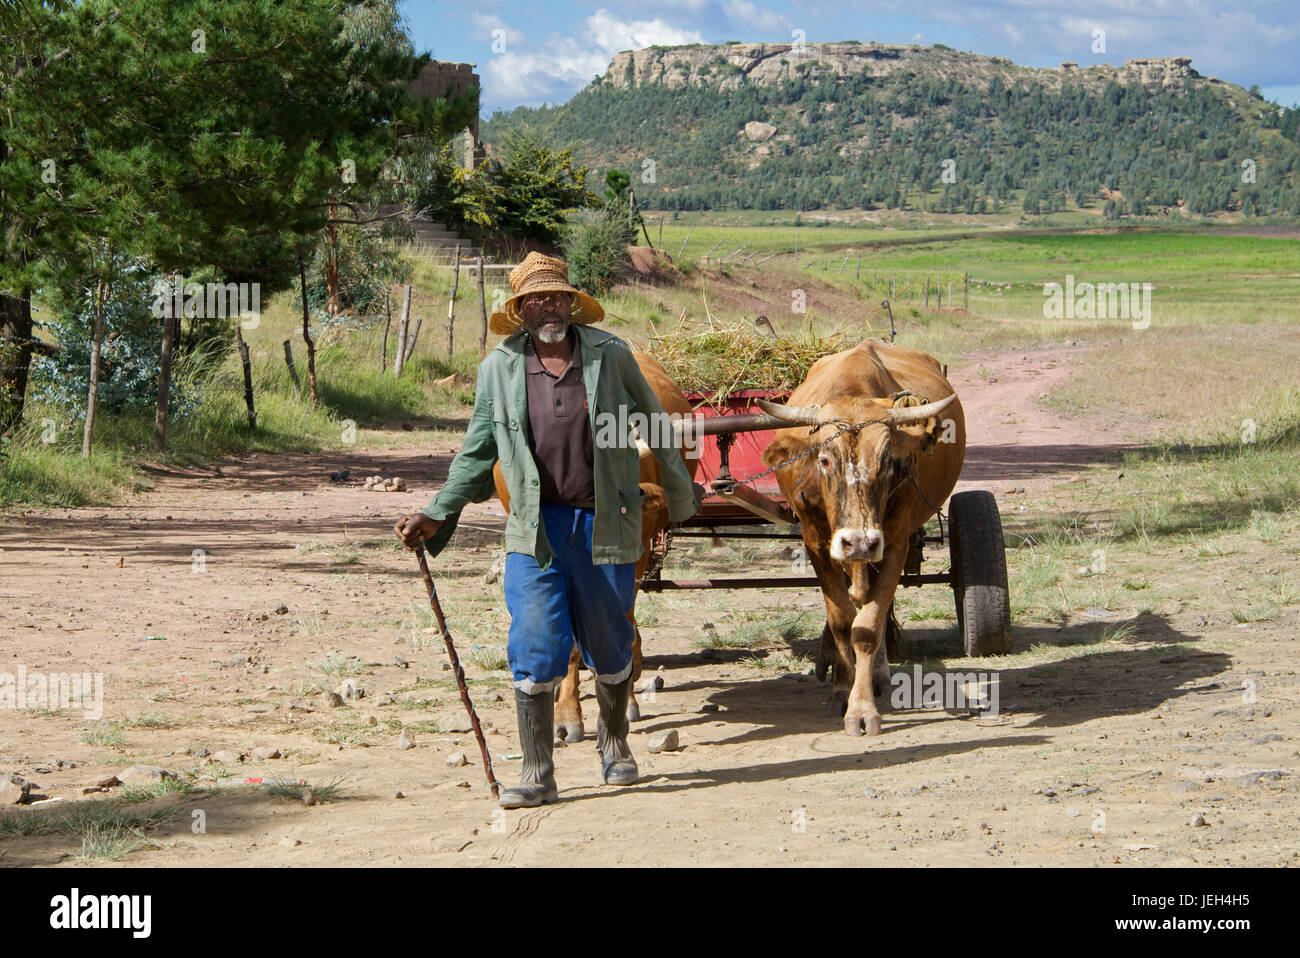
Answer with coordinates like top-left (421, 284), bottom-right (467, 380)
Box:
top-left (525, 312), bottom-right (571, 344)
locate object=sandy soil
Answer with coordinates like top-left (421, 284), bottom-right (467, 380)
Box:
top-left (1, 345), bottom-right (1296, 867)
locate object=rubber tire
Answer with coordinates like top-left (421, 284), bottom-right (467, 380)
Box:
top-left (948, 490), bottom-right (1011, 656)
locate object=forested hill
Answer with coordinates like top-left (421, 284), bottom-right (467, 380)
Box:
top-left (481, 42), bottom-right (1300, 216)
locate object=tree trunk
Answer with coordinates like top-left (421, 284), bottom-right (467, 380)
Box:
top-left (381, 289), bottom-right (392, 371)
top-left (477, 256), bottom-right (487, 358)
top-left (236, 325), bottom-right (255, 429)
top-left (299, 261), bottom-right (318, 408)
top-left (154, 276), bottom-right (177, 452)
top-left (446, 244), bottom-right (460, 361)
top-left (393, 284), bottom-right (411, 376)
top-left (0, 290), bottom-right (35, 437)
top-left (324, 210), bottom-right (342, 317)
top-left (282, 339), bottom-right (301, 391)
top-left (82, 281), bottom-right (106, 459)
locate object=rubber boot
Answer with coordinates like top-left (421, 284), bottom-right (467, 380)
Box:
top-left (595, 675), bottom-right (639, 786)
top-left (498, 687), bottom-right (559, 809)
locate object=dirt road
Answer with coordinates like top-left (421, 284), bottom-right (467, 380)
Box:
top-left (2, 345), bottom-right (1295, 866)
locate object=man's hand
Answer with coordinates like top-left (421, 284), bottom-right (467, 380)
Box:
top-left (394, 513), bottom-right (442, 550)
top-left (691, 482), bottom-right (710, 511)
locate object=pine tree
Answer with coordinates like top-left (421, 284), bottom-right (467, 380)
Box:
top-left (1, 0), bottom-right (476, 445)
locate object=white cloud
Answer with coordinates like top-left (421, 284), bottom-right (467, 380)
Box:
top-left (722, 0), bottom-right (793, 36)
top-left (584, 8), bottom-right (706, 54)
top-left (480, 7), bottom-right (705, 108)
top-left (482, 37), bottom-right (611, 104)
top-left (472, 13), bottom-right (525, 48)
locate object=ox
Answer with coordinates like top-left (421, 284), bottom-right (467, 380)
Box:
top-left (758, 339), bottom-right (965, 736)
top-left (493, 351), bottom-right (698, 744)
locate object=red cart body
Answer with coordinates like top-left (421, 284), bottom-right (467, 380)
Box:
top-left (686, 389), bottom-right (790, 496)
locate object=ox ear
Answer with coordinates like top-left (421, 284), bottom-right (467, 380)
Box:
top-left (887, 394), bottom-right (943, 454)
top-left (761, 436), bottom-right (807, 470)
top-left (890, 420), bottom-right (936, 457)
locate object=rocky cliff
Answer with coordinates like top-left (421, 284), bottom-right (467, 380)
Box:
top-left (598, 42), bottom-right (1208, 96)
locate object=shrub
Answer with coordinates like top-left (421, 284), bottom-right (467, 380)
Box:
top-left (561, 208), bottom-right (635, 296)
top-left (305, 225), bottom-right (412, 320)
top-left (30, 261), bottom-right (224, 420)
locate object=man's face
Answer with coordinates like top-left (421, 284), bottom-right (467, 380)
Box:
top-left (520, 290), bottom-right (573, 344)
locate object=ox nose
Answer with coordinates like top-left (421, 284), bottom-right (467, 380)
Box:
top-left (831, 528), bottom-right (884, 561)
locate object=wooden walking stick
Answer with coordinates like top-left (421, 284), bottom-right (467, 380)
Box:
top-left (414, 547), bottom-right (500, 798)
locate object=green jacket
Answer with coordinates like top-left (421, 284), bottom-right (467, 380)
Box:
top-left (420, 324), bottom-right (700, 568)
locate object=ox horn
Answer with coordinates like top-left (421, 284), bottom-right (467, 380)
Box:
top-left (888, 393), bottom-right (956, 425)
top-left (754, 399), bottom-right (831, 426)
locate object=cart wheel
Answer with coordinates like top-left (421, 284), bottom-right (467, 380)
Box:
top-left (948, 490), bottom-right (1011, 656)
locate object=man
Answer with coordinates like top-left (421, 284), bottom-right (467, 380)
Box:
top-left (395, 252), bottom-right (699, 808)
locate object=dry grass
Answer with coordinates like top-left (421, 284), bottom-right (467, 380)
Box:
top-left (647, 318), bottom-right (853, 398)
top-left (1043, 325), bottom-right (1300, 441)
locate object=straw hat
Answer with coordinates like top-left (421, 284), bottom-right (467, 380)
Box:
top-left (488, 252), bottom-right (605, 336)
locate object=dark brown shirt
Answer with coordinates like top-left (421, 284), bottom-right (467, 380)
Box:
top-left (524, 333), bottom-right (596, 505)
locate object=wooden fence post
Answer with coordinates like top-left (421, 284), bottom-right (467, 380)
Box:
top-left (283, 339), bottom-right (301, 391)
top-left (380, 289), bottom-right (392, 371)
top-left (676, 222), bottom-right (694, 261)
top-left (477, 256), bottom-right (488, 358)
top-left (447, 244), bottom-right (461, 360)
top-left (403, 310), bottom-right (424, 364)
top-left (393, 284), bottom-right (412, 376)
top-left (236, 325), bottom-right (256, 429)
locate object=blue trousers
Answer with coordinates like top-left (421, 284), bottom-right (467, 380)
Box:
top-left (504, 503), bottom-right (637, 693)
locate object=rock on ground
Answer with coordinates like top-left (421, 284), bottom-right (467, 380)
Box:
top-left (0, 773), bottom-right (30, 804)
top-left (647, 730), bottom-right (680, 753)
top-left (118, 766), bottom-right (176, 786)
top-left (436, 712), bottom-right (472, 734)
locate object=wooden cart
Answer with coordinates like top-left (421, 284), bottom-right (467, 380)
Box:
top-left (640, 388), bottom-right (1012, 656)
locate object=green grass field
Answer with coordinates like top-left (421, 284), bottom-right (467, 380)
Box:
top-left (3, 219), bottom-right (1298, 507)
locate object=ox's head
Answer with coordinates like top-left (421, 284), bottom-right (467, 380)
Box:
top-left (758, 394), bottom-right (955, 564)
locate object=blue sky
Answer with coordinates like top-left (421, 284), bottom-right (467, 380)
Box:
top-left (401, 0), bottom-right (1300, 116)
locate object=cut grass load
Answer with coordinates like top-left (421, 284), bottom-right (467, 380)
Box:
top-left (647, 319), bottom-right (853, 398)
